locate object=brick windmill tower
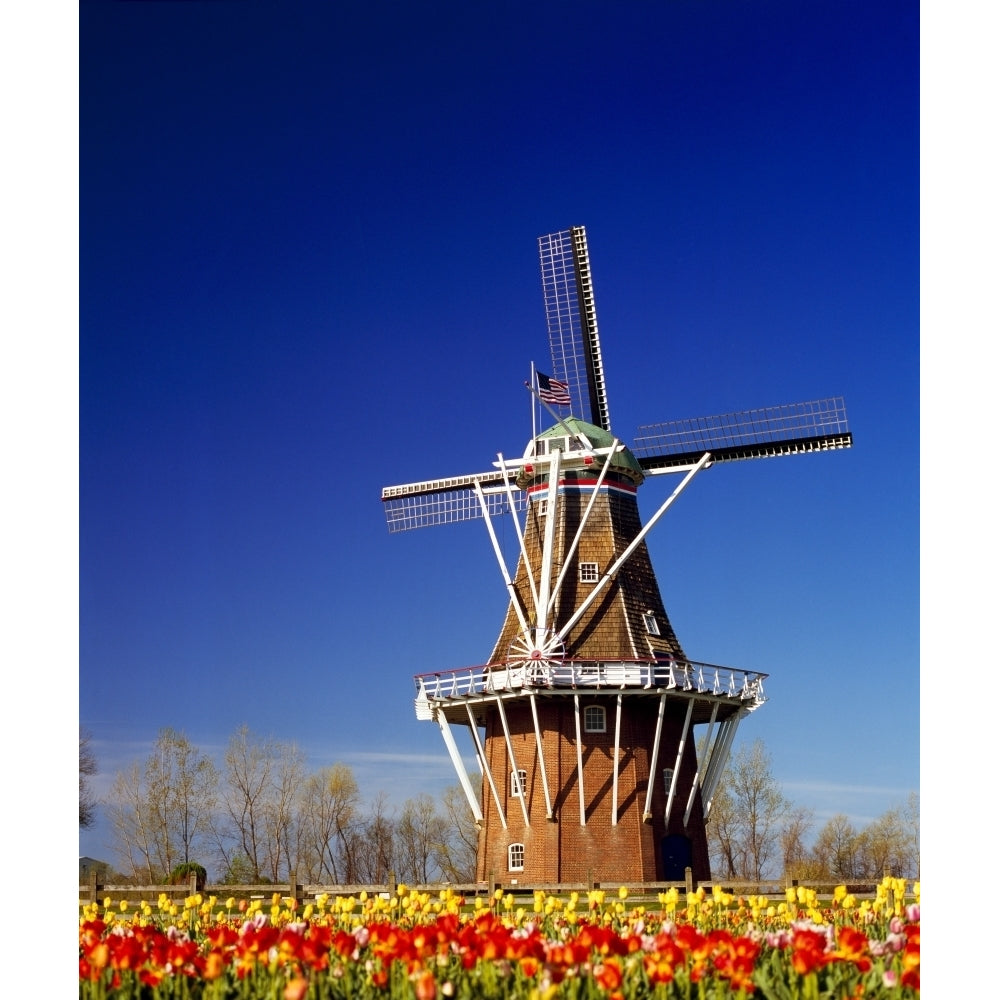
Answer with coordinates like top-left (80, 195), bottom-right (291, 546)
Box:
top-left (381, 226), bottom-right (852, 884)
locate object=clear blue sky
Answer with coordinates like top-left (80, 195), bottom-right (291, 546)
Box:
top-left (69, 1), bottom-right (925, 865)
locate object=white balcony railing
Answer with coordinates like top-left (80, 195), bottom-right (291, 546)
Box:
top-left (413, 659), bottom-right (767, 708)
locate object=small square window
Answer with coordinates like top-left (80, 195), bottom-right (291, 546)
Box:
top-left (536, 499), bottom-right (548, 517)
top-left (508, 843), bottom-right (525, 871)
top-left (643, 612), bottom-right (660, 635)
top-left (510, 769), bottom-right (527, 797)
top-left (579, 562), bottom-right (599, 583)
top-left (584, 705), bottom-right (606, 733)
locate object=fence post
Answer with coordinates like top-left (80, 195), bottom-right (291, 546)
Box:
top-left (288, 870), bottom-right (299, 907)
top-left (684, 867), bottom-right (693, 894)
top-left (189, 872), bottom-right (198, 896)
top-left (89, 869), bottom-right (99, 904)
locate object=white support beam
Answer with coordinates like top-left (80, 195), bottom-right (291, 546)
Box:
top-left (699, 710), bottom-right (731, 808)
top-left (700, 713), bottom-right (745, 820)
top-left (435, 712), bottom-right (483, 823)
top-left (664, 699), bottom-right (695, 824)
top-left (474, 479), bottom-right (532, 638)
top-left (466, 703), bottom-right (505, 830)
top-left (546, 440), bottom-right (620, 618)
top-left (643, 694), bottom-right (667, 821)
top-left (535, 447), bottom-right (562, 636)
top-left (528, 694), bottom-right (554, 819)
top-left (682, 702), bottom-right (719, 828)
top-left (496, 696), bottom-right (530, 827)
top-left (555, 453), bottom-right (711, 644)
top-left (497, 452), bottom-right (539, 613)
top-left (612, 693), bottom-right (622, 825)
top-left (574, 694), bottom-right (586, 825)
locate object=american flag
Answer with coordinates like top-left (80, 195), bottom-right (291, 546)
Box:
top-left (537, 372), bottom-right (571, 406)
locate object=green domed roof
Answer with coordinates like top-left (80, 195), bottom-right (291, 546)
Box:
top-left (532, 417), bottom-right (645, 481)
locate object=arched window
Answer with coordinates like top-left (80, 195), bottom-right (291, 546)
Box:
top-left (508, 843), bottom-right (525, 871)
top-left (584, 704), bottom-right (606, 733)
top-left (510, 768), bottom-right (527, 797)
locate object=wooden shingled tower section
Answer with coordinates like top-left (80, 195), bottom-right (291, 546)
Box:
top-left (380, 225), bottom-right (853, 888)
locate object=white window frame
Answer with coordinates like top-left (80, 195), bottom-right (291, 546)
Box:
top-left (643, 611), bottom-right (660, 635)
top-left (579, 561), bottom-right (599, 583)
top-left (510, 768), bottom-right (527, 797)
top-left (584, 705), bottom-right (606, 733)
top-left (508, 843), bottom-right (525, 872)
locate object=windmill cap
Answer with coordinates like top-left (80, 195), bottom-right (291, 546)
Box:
top-left (519, 417), bottom-right (645, 487)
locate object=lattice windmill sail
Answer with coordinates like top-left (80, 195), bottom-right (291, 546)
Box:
top-left (381, 226), bottom-right (852, 885)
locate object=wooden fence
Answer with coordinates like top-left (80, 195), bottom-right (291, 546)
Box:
top-left (79, 868), bottom-right (896, 905)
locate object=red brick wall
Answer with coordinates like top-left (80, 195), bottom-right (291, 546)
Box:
top-left (476, 696), bottom-right (711, 883)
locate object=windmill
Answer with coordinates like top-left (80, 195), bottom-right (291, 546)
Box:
top-left (381, 226), bottom-right (852, 885)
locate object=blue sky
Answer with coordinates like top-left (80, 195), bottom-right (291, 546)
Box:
top-left (8, 1), bottom-right (956, 876)
top-left (69, 0), bottom-right (924, 866)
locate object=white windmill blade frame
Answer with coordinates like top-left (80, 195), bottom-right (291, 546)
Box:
top-left (538, 226), bottom-right (611, 430)
top-left (633, 396), bottom-right (853, 471)
top-left (381, 468), bottom-right (526, 532)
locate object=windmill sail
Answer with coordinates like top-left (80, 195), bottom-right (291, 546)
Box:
top-left (538, 226), bottom-right (611, 430)
top-left (634, 397), bottom-right (852, 472)
top-left (381, 468), bottom-right (526, 532)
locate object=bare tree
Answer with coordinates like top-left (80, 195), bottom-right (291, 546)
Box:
top-left (395, 793), bottom-right (448, 883)
top-left (706, 739), bottom-right (788, 880)
top-left (216, 725), bottom-right (274, 881)
top-left (433, 784), bottom-right (479, 882)
top-left (261, 742), bottom-right (304, 883)
top-left (352, 792), bottom-right (397, 884)
top-left (811, 813), bottom-right (861, 879)
top-left (903, 791), bottom-right (920, 878)
top-left (106, 760), bottom-right (157, 881)
top-left (215, 725), bottom-right (302, 883)
top-left (296, 764), bottom-right (360, 883)
top-left (145, 728), bottom-right (218, 867)
top-left (706, 783), bottom-right (743, 879)
top-left (856, 806), bottom-right (909, 878)
top-left (105, 729), bottom-right (217, 881)
top-left (779, 805), bottom-right (815, 880)
top-left (80, 728), bottom-right (98, 829)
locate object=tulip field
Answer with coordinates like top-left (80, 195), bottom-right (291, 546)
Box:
top-left (79, 877), bottom-right (919, 998)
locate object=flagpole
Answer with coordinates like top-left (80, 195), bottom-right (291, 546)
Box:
top-left (530, 361), bottom-right (537, 442)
